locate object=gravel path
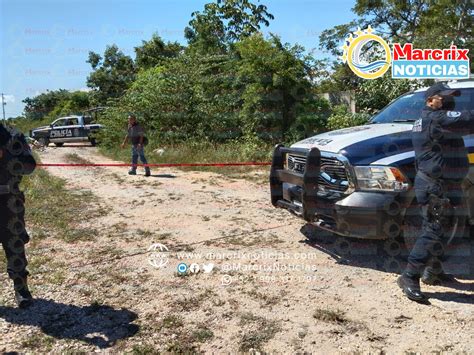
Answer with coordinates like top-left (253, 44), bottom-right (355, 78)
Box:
top-left (0, 145), bottom-right (472, 353)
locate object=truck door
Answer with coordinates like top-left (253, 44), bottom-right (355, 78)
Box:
top-left (67, 117), bottom-right (85, 140)
top-left (50, 118), bottom-right (73, 140)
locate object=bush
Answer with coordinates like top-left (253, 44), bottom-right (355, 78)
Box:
top-left (326, 105), bottom-right (370, 131)
top-left (355, 75), bottom-right (423, 113)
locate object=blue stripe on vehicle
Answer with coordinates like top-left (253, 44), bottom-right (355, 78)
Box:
top-left (339, 131), bottom-right (414, 165)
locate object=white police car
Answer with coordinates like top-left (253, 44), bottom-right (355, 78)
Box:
top-left (270, 79), bottom-right (474, 243)
top-left (30, 114), bottom-right (103, 147)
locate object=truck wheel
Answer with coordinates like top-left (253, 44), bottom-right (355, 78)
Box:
top-left (90, 138), bottom-right (97, 146)
top-left (54, 143), bottom-right (64, 147)
top-left (37, 137), bottom-right (49, 147)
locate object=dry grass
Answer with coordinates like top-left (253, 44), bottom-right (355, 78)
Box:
top-left (313, 308), bottom-right (348, 324)
top-left (238, 312), bottom-right (281, 352)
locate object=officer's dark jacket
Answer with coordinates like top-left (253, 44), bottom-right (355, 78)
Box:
top-left (412, 107), bottom-right (474, 181)
top-left (0, 124), bottom-right (36, 185)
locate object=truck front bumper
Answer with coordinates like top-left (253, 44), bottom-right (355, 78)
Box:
top-left (270, 145), bottom-right (404, 240)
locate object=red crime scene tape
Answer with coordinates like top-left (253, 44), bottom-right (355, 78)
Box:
top-left (37, 162), bottom-right (271, 168)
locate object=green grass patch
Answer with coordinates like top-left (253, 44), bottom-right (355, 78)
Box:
top-left (160, 314), bottom-right (184, 330)
top-left (21, 161), bottom-right (105, 242)
top-left (191, 325), bottom-right (214, 343)
top-left (7, 117), bottom-right (52, 137)
top-left (99, 140), bottom-right (273, 178)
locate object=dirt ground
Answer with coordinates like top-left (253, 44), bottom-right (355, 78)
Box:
top-left (0, 145), bottom-right (473, 353)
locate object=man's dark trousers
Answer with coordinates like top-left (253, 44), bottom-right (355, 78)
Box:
top-left (406, 172), bottom-right (464, 276)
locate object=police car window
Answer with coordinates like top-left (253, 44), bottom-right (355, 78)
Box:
top-left (370, 92), bottom-right (425, 123)
top-left (52, 119), bottom-right (67, 127)
top-left (83, 116), bottom-right (94, 124)
top-left (450, 88), bottom-right (474, 111)
top-left (371, 88), bottom-right (474, 124)
top-left (68, 118), bottom-right (79, 125)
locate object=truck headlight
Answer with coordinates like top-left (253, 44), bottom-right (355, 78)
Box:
top-left (354, 166), bottom-right (410, 192)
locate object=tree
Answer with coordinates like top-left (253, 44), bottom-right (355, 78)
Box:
top-left (315, 62), bottom-right (362, 93)
top-left (134, 34), bottom-right (184, 70)
top-left (236, 34), bottom-right (324, 140)
top-left (320, 0), bottom-right (473, 65)
top-left (22, 90), bottom-right (91, 120)
top-left (23, 89), bottom-right (70, 120)
top-left (185, 0), bottom-right (274, 53)
top-left (99, 52), bottom-right (243, 146)
top-left (415, 0), bottom-right (473, 66)
top-left (355, 74), bottom-right (422, 113)
top-left (86, 45), bottom-right (136, 105)
top-left (185, 2), bottom-right (227, 53)
top-left (48, 91), bottom-right (91, 118)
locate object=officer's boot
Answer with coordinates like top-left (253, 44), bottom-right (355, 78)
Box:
top-left (14, 277), bottom-right (33, 308)
top-left (422, 259), bottom-right (456, 286)
top-left (397, 272), bottom-right (428, 303)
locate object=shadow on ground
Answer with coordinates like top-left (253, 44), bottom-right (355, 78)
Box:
top-left (0, 299), bottom-right (139, 348)
top-left (300, 223), bottom-right (474, 290)
top-left (150, 174), bottom-right (176, 178)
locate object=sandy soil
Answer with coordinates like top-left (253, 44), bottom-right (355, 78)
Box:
top-left (0, 145), bottom-right (472, 353)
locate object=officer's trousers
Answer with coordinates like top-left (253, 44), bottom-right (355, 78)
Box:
top-left (406, 173), bottom-right (464, 276)
top-left (1, 193), bottom-right (30, 290)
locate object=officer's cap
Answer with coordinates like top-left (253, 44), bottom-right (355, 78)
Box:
top-left (424, 83), bottom-right (460, 100)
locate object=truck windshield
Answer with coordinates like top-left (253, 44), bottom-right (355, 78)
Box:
top-left (370, 88), bottom-right (474, 124)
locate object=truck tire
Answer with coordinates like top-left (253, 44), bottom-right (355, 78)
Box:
top-left (90, 138), bottom-right (97, 146)
top-left (54, 143), bottom-right (64, 147)
top-left (37, 137), bottom-right (49, 147)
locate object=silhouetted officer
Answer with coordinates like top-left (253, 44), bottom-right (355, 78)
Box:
top-left (0, 123), bottom-right (36, 308)
top-left (397, 83), bottom-right (474, 303)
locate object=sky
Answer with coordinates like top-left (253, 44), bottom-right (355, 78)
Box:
top-left (0, 0), bottom-right (356, 118)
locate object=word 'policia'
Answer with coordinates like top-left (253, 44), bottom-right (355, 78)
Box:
top-left (393, 44), bottom-right (470, 61)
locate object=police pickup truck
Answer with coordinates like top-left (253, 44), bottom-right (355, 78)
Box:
top-left (30, 114), bottom-right (103, 147)
top-left (270, 80), bottom-right (474, 243)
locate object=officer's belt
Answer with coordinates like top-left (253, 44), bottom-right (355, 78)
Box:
top-left (0, 185), bottom-right (10, 195)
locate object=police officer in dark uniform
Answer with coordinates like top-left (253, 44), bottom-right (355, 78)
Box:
top-left (397, 83), bottom-right (474, 303)
top-left (0, 123), bottom-right (36, 308)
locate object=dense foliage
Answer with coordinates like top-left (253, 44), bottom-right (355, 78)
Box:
top-left (22, 89), bottom-right (90, 120)
top-left (15, 0), bottom-right (472, 151)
